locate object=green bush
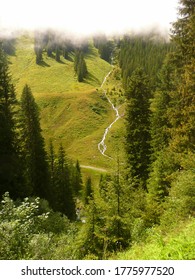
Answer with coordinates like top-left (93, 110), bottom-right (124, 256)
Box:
top-left (160, 170), bottom-right (195, 229)
top-left (0, 193), bottom-right (49, 259)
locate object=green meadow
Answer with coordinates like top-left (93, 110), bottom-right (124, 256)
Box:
top-left (9, 35), bottom-right (126, 183)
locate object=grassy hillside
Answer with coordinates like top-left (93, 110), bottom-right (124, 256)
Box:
top-left (115, 217), bottom-right (195, 260)
top-left (8, 34), bottom-right (126, 184)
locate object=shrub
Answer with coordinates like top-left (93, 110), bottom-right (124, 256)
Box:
top-left (0, 193), bottom-right (48, 259)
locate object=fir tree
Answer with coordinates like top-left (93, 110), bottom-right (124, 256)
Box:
top-left (46, 36), bottom-right (53, 57)
top-left (34, 33), bottom-right (43, 64)
top-left (48, 139), bottom-right (55, 191)
top-left (20, 85), bottom-right (49, 199)
top-left (0, 45), bottom-right (24, 199)
top-left (96, 167), bottom-right (131, 256)
top-left (74, 51), bottom-right (88, 82)
top-left (77, 191), bottom-right (102, 259)
top-left (84, 176), bottom-right (93, 205)
top-left (53, 144), bottom-right (76, 220)
top-left (63, 47), bottom-right (69, 59)
top-left (55, 46), bottom-right (60, 62)
top-left (146, 0), bottom-right (195, 224)
top-left (168, 0), bottom-right (195, 153)
top-left (125, 68), bottom-right (151, 189)
top-left (150, 53), bottom-right (177, 158)
top-left (72, 160), bottom-right (83, 197)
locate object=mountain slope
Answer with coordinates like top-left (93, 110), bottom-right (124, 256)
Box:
top-left (8, 34), bottom-right (124, 181)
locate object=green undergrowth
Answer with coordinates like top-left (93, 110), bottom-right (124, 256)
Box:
top-left (115, 217), bottom-right (195, 260)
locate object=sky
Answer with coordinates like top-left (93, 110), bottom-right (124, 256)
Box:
top-left (0, 0), bottom-right (179, 37)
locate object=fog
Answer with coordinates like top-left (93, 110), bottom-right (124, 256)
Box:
top-left (0, 0), bottom-right (178, 38)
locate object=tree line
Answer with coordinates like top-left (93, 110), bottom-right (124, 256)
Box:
top-left (119, 33), bottom-right (175, 89)
top-left (75, 0), bottom-right (195, 258)
top-left (119, 0), bottom-right (195, 231)
top-left (34, 31), bottom-right (89, 82)
top-left (33, 31), bottom-right (117, 82)
top-left (0, 45), bottom-right (85, 220)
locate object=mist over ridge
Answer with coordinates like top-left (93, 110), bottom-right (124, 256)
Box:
top-left (0, 0), bottom-right (178, 40)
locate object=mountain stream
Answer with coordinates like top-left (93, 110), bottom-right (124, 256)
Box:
top-left (97, 70), bottom-right (120, 159)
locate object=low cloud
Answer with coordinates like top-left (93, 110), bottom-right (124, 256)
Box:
top-left (0, 0), bottom-right (178, 38)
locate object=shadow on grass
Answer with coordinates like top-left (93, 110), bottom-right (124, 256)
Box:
top-left (48, 53), bottom-right (68, 64)
top-left (57, 59), bottom-right (65, 64)
top-left (85, 73), bottom-right (101, 86)
top-left (85, 47), bottom-right (99, 59)
top-left (65, 56), bottom-right (74, 62)
top-left (38, 60), bottom-right (50, 67)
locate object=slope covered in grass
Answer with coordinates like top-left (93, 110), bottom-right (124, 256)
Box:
top-left (115, 218), bottom-right (195, 260)
top-left (9, 35), bottom-right (124, 179)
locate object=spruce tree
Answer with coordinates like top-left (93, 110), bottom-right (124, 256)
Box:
top-left (168, 0), bottom-right (195, 153)
top-left (54, 144), bottom-right (76, 220)
top-left (84, 176), bottom-right (93, 205)
top-left (74, 51), bottom-right (88, 82)
top-left (150, 53), bottom-right (177, 158)
top-left (146, 0), bottom-right (195, 224)
top-left (77, 191), bottom-right (102, 259)
top-left (20, 85), bottom-right (49, 199)
top-left (72, 160), bottom-right (83, 197)
top-left (125, 68), bottom-right (151, 189)
top-left (96, 168), bottom-right (131, 256)
top-left (55, 46), bottom-right (60, 62)
top-left (46, 37), bottom-right (53, 57)
top-left (0, 45), bottom-right (24, 198)
top-left (34, 33), bottom-right (43, 64)
top-left (48, 139), bottom-right (55, 191)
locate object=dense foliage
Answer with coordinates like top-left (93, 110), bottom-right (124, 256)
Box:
top-left (119, 34), bottom-right (174, 88)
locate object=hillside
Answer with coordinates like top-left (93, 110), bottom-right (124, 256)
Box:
top-left (115, 218), bottom-right (195, 260)
top-left (8, 34), bottom-right (125, 182)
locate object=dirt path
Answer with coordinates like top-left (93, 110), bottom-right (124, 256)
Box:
top-left (80, 165), bottom-right (107, 173)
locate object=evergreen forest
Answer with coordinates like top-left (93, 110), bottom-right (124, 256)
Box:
top-left (0, 0), bottom-right (194, 260)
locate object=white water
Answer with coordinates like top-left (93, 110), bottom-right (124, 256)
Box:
top-left (98, 70), bottom-right (120, 159)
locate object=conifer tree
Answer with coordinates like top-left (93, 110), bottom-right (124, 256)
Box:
top-left (53, 144), bottom-right (76, 220)
top-left (150, 53), bottom-right (177, 158)
top-left (168, 0), bottom-right (195, 153)
top-left (48, 139), bottom-right (55, 190)
top-left (55, 46), bottom-right (60, 62)
top-left (63, 47), bottom-right (69, 59)
top-left (95, 168), bottom-right (131, 256)
top-left (77, 191), bottom-right (102, 259)
top-left (84, 176), bottom-right (93, 205)
top-left (34, 33), bottom-right (43, 64)
top-left (146, 0), bottom-right (195, 224)
top-left (46, 37), bottom-right (53, 57)
top-left (74, 50), bottom-right (79, 73)
top-left (0, 45), bottom-right (24, 198)
top-left (125, 68), bottom-right (151, 189)
top-left (74, 51), bottom-right (88, 82)
top-left (72, 160), bottom-right (83, 197)
top-left (20, 85), bottom-right (49, 199)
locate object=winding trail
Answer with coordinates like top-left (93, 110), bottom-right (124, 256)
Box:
top-left (80, 165), bottom-right (107, 173)
top-left (98, 70), bottom-right (120, 159)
